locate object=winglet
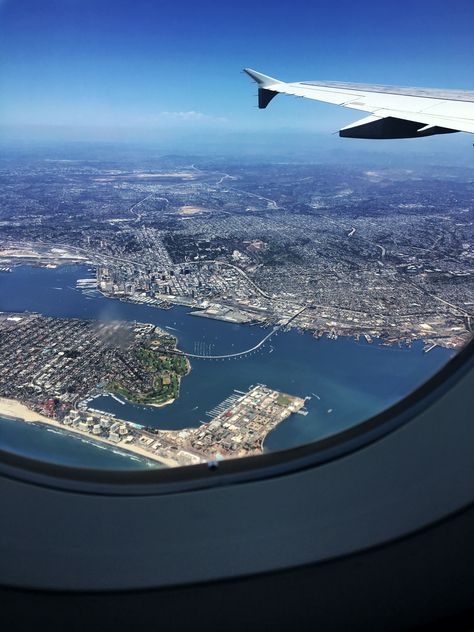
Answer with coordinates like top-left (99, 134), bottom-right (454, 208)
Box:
top-left (243, 68), bottom-right (281, 87)
top-left (243, 68), bottom-right (282, 109)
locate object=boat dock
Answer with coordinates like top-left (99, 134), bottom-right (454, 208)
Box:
top-left (206, 391), bottom-right (242, 418)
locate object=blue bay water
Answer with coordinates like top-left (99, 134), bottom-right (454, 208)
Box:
top-left (0, 264), bottom-right (454, 469)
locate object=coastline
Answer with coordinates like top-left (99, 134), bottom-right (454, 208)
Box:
top-left (0, 397), bottom-right (178, 468)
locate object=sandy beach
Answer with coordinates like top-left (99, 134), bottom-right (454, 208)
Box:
top-left (149, 398), bottom-right (175, 408)
top-left (0, 397), bottom-right (178, 468)
top-left (0, 397), bottom-right (55, 423)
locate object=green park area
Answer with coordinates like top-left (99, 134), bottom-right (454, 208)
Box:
top-left (276, 393), bottom-right (292, 407)
top-left (108, 335), bottom-right (189, 406)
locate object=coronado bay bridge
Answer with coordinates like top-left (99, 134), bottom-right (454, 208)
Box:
top-left (169, 305), bottom-right (310, 361)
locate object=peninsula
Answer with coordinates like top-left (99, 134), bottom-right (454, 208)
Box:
top-left (0, 384), bottom-right (306, 468)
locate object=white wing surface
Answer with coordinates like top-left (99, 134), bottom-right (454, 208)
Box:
top-left (244, 68), bottom-right (474, 139)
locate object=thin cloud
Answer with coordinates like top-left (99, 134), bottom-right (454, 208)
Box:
top-left (159, 111), bottom-right (228, 123)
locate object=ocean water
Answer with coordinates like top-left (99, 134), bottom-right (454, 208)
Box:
top-left (0, 265), bottom-right (455, 469)
top-left (0, 416), bottom-right (159, 469)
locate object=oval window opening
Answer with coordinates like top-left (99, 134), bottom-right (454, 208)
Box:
top-left (0, 0), bottom-right (472, 473)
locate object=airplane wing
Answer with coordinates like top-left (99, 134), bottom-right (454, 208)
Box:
top-left (243, 68), bottom-right (474, 139)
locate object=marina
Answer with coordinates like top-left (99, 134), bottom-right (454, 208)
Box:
top-left (206, 391), bottom-right (245, 418)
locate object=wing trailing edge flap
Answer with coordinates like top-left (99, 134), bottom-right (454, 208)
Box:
top-left (339, 114), bottom-right (457, 139)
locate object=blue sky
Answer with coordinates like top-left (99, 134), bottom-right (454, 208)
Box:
top-left (0, 0), bottom-right (473, 148)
